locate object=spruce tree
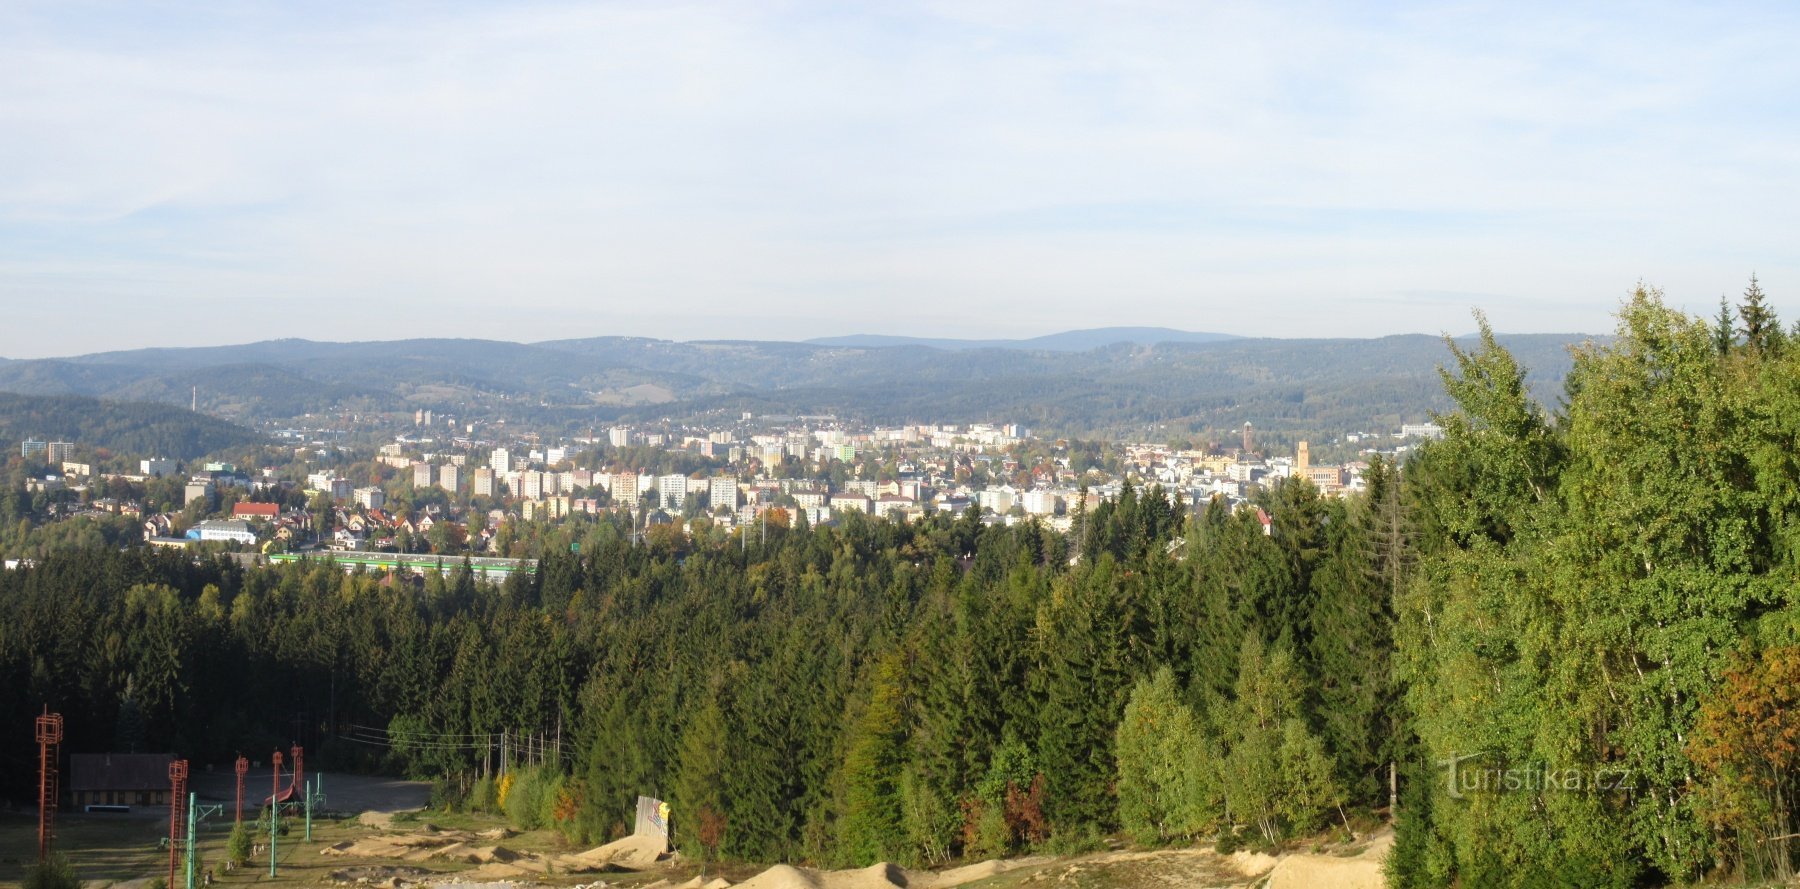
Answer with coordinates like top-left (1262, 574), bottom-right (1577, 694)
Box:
top-left (1738, 273), bottom-right (1777, 352)
top-left (673, 688), bottom-right (730, 866)
top-left (837, 651), bottom-right (909, 865)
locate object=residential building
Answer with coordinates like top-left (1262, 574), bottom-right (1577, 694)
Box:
top-left (70, 754), bottom-right (175, 807)
top-left (472, 467), bottom-right (497, 498)
top-left (184, 480), bottom-right (214, 505)
top-left (1021, 490), bottom-right (1061, 516)
top-left (658, 474), bottom-right (689, 509)
top-left (830, 492), bottom-right (873, 514)
top-left (413, 462), bottom-right (434, 488)
top-left (46, 441), bottom-right (75, 463)
top-left (608, 427), bottom-right (632, 448)
top-left (232, 502), bottom-right (280, 522)
top-left (141, 457), bottom-right (176, 477)
top-left (355, 486), bottom-right (387, 510)
top-left (438, 464), bottom-right (460, 493)
top-left (978, 488), bottom-right (1016, 514)
top-left (188, 519), bottom-right (257, 545)
top-left (612, 472), bottom-right (640, 504)
top-left (491, 448), bottom-right (512, 474)
top-left (708, 476), bottom-right (739, 510)
top-left (20, 439), bottom-right (46, 459)
top-left (321, 478), bottom-right (353, 501)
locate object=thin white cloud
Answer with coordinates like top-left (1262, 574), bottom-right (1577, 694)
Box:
top-left (0, 1), bottom-right (1795, 356)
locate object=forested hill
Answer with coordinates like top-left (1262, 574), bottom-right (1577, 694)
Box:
top-left (0, 330), bottom-right (1594, 440)
top-left (6, 287), bottom-right (1800, 886)
top-left (0, 392), bottom-right (262, 459)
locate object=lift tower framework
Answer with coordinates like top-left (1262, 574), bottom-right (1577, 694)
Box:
top-left (35, 709), bottom-right (63, 863)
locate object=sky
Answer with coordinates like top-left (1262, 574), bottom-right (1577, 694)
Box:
top-left (2, 1), bottom-right (1798, 358)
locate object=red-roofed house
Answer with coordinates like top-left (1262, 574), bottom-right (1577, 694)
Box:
top-left (233, 502), bottom-right (280, 521)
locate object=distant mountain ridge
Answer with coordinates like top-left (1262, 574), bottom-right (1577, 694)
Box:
top-left (805, 327), bottom-right (1241, 351)
top-left (0, 330), bottom-right (1604, 440)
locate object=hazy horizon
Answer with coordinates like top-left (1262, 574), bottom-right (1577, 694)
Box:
top-left (0, 324), bottom-right (1618, 363)
top-left (3, 2), bottom-right (1795, 357)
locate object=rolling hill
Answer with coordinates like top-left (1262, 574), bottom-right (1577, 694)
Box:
top-left (0, 330), bottom-right (1600, 441)
top-left (0, 392), bottom-right (263, 459)
top-left (804, 327), bottom-right (1242, 351)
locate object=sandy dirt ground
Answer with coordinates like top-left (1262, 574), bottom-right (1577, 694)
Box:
top-left (5, 780), bottom-right (1390, 889)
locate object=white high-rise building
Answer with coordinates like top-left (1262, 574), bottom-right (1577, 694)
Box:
top-left (611, 473), bottom-right (639, 504)
top-left (491, 448), bottom-right (512, 474)
top-left (608, 427), bottom-right (632, 448)
top-left (1021, 490), bottom-right (1061, 516)
top-left (709, 476), bottom-right (739, 510)
top-left (658, 474), bottom-right (689, 509)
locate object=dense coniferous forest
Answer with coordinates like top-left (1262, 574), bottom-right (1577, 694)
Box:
top-left (6, 287), bottom-right (1800, 886)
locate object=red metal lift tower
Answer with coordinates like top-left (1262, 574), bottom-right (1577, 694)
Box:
top-left (167, 759), bottom-right (188, 889)
top-left (235, 756), bottom-right (249, 824)
top-left (35, 708), bottom-right (62, 863)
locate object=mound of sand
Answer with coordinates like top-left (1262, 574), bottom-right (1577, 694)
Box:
top-left (819, 862), bottom-right (910, 889)
top-left (933, 860), bottom-right (1002, 884)
top-left (704, 878), bottom-right (733, 889)
top-left (1263, 830), bottom-right (1392, 889)
top-left (735, 863), bottom-right (823, 889)
top-left (572, 833), bottom-right (671, 869)
top-left (916, 855), bottom-right (1051, 889)
top-left (1227, 849), bottom-right (1279, 876)
top-left (359, 811), bottom-right (397, 828)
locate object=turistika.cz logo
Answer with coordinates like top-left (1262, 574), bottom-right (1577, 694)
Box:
top-left (1439, 752), bottom-right (1632, 799)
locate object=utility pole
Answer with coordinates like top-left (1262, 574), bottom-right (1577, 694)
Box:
top-left (184, 791), bottom-right (196, 889)
top-left (180, 793), bottom-right (223, 889)
top-left (269, 750), bottom-right (282, 878)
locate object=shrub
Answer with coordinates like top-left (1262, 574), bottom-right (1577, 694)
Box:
top-left (429, 777), bottom-right (464, 812)
top-left (468, 776), bottom-right (496, 813)
top-left (228, 821), bottom-right (253, 866)
top-left (23, 854), bottom-right (82, 889)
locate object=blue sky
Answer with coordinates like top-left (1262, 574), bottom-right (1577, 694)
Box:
top-left (1, 1), bottom-right (1797, 357)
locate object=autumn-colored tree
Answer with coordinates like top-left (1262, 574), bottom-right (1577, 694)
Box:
top-left (1690, 645), bottom-right (1800, 881)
